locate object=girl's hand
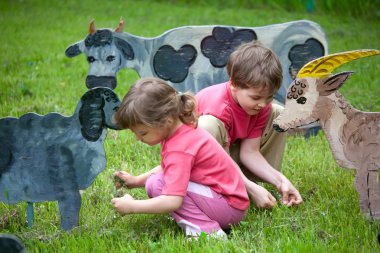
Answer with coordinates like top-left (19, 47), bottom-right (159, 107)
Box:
top-left (246, 181), bottom-right (277, 209)
top-left (113, 171), bottom-right (139, 189)
top-left (111, 194), bottom-right (135, 215)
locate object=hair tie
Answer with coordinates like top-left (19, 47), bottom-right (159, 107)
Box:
top-left (178, 91), bottom-right (183, 97)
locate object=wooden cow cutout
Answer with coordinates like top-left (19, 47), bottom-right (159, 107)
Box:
top-left (273, 50), bottom-right (380, 220)
top-left (65, 19), bottom-right (328, 105)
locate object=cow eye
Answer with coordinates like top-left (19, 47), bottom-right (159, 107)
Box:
top-left (106, 55), bottom-right (115, 62)
top-left (87, 56), bottom-right (96, 63)
top-left (296, 97), bottom-right (307, 104)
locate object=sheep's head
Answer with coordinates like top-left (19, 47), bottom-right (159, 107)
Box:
top-left (79, 87), bottom-right (121, 142)
top-left (273, 49), bottom-right (380, 132)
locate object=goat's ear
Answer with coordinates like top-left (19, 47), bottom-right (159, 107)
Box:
top-left (65, 41), bottom-right (85, 58)
top-left (114, 37), bottom-right (134, 60)
top-left (318, 71), bottom-right (353, 96)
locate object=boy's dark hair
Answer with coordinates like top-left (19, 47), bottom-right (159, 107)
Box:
top-left (227, 41), bottom-right (282, 94)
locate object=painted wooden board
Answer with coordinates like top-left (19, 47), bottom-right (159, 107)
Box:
top-left (66, 19), bottom-right (328, 105)
top-left (0, 88), bottom-right (121, 230)
top-left (273, 50), bottom-right (380, 219)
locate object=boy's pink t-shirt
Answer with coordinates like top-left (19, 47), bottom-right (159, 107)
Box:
top-left (196, 81), bottom-right (271, 145)
top-left (160, 124), bottom-right (249, 211)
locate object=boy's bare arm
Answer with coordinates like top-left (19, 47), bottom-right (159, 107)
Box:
top-left (240, 137), bottom-right (303, 206)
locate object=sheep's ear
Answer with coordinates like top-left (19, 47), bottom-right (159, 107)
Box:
top-left (79, 89), bottom-right (104, 142)
top-left (317, 71), bottom-right (353, 96)
top-left (102, 89), bottom-right (121, 130)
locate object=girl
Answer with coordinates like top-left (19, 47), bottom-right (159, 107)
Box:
top-left (111, 77), bottom-right (249, 239)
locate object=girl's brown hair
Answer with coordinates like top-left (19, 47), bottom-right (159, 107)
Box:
top-left (114, 77), bottom-right (197, 129)
top-left (227, 41), bottom-right (282, 94)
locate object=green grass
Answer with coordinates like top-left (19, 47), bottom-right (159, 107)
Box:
top-left (0, 0), bottom-right (379, 252)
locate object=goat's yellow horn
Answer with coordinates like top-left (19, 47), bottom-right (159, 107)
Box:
top-left (297, 49), bottom-right (380, 79)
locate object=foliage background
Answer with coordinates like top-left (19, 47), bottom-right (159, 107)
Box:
top-left (0, 0), bottom-right (379, 252)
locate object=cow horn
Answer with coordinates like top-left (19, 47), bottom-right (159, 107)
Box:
top-left (114, 17), bottom-right (124, 33)
top-left (297, 49), bottom-right (380, 79)
top-left (89, 19), bottom-right (96, 35)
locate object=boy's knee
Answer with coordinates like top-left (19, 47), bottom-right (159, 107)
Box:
top-left (198, 115), bottom-right (227, 147)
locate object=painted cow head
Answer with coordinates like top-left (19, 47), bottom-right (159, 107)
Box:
top-left (273, 49), bottom-right (380, 132)
top-left (65, 19), bottom-right (133, 89)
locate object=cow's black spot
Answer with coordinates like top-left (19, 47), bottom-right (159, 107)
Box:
top-left (85, 29), bottom-right (113, 47)
top-left (153, 45), bottom-right (197, 83)
top-left (288, 38), bottom-right (325, 79)
top-left (200, 27), bottom-right (257, 68)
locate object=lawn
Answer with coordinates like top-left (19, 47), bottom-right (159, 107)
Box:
top-left (0, 0), bottom-right (379, 252)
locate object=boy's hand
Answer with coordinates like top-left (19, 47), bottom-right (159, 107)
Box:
top-left (247, 181), bottom-right (277, 209)
top-left (278, 180), bottom-right (303, 206)
top-left (111, 194), bottom-right (135, 215)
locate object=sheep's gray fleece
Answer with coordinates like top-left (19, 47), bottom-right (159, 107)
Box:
top-left (0, 87), bottom-right (121, 230)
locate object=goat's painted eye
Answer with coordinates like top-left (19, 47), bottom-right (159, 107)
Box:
top-left (297, 97), bottom-right (307, 104)
top-left (87, 56), bottom-right (96, 63)
top-left (106, 55), bottom-right (115, 62)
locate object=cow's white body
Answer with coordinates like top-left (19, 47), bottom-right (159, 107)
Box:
top-left (66, 20), bottom-right (328, 105)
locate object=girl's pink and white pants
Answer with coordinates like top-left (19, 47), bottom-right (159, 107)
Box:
top-left (145, 172), bottom-right (246, 238)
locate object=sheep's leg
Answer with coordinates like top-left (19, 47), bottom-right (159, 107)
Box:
top-left (27, 202), bottom-right (34, 228)
top-left (354, 169), bottom-right (370, 217)
top-left (368, 169), bottom-right (380, 219)
top-left (58, 191), bottom-right (81, 231)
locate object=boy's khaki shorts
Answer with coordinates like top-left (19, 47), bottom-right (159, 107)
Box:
top-left (198, 103), bottom-right (286, 181)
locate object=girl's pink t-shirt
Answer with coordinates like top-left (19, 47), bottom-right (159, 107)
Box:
top-left (160, 124), bottom-right (249, 211)
top-left (196, 81), bottom-right (271, 145)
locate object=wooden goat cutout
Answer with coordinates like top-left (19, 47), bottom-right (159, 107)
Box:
top-left (65, 19), bottom-right (328, 105)
top-left (0, 87), bottom-right (121, 230)
top-left (273, 49), bottom-right (380, 220)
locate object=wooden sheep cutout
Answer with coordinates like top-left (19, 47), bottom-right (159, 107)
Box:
top-left (273, 49), bottom-right (380, 220)
top-left (0, 87), bottom-right (121, 230)
top-left (65, 18), bottom-right (328, 105)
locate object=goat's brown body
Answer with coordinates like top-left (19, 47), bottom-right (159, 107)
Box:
top-left (318, 92), bottom-right (380, 218)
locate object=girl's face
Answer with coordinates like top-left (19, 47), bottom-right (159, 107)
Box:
top-left (130, 118), bottom-right (179, 146)
top-left (230, 84), bottom-right (274, 116)
top-left (130, 124), bottom-right (170, 146)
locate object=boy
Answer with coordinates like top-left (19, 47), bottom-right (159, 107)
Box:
top-left (196, 42), bottom-right (302, 208)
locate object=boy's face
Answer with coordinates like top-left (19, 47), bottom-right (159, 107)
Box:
top-left (230, 84), bottom-right (274, 116)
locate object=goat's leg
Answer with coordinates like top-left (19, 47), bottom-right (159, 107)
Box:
top-left (58, 191), bottom-right (82, 230)
top-left (354, 169), bottom-right (370, 217)
top-left (368, 169), bottom-right (380, 219)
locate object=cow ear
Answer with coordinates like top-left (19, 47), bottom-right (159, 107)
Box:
top-left (318, 71), bottom-right (353, 96)
top-left (114, 37), bottom-right (134, 60)
top-left (65, 41), bottom-right (85, 58)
